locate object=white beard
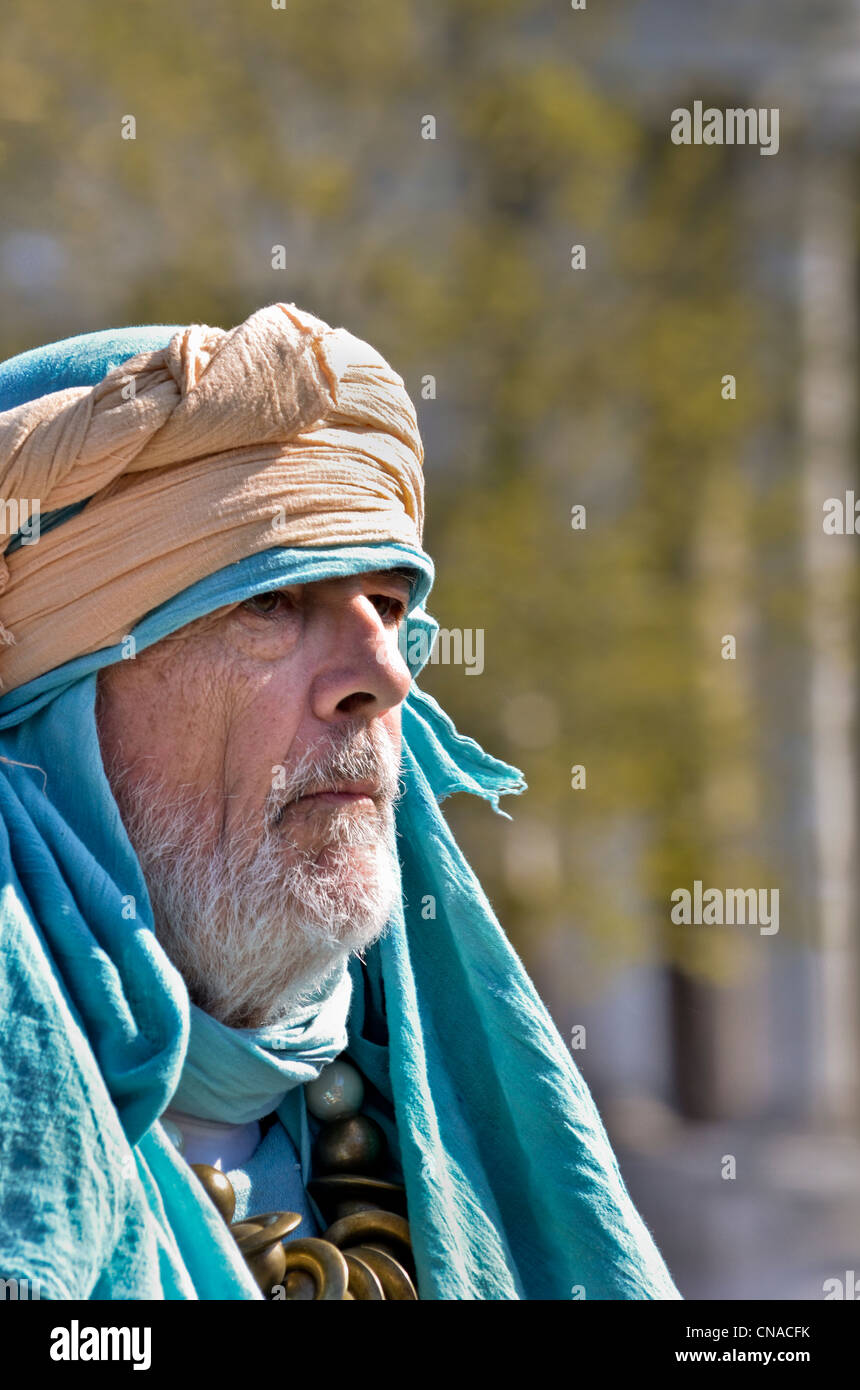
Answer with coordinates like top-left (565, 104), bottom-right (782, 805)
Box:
top-left (104, 725), bottom-right (402, 1029)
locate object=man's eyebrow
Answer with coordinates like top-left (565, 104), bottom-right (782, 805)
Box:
top-left (367, 566), bottom-right (417, 593)
top-left (238, 567), bottom-right (418, 608)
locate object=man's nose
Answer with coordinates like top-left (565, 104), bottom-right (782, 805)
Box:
top-left (309, 595), bottom-right (412, 722)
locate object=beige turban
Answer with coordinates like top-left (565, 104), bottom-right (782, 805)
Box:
top-left (0, 302), bottom-right (425, 692)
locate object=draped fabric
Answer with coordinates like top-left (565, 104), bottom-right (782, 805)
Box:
top-left (170, 969), bottom-right (353, 1127)
top-left (0, 316), bottom-right (680, 1300)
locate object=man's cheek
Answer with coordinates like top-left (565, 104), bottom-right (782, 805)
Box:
top-left (223, 704), bottom-right (301, 817)
top-left (180, 646), bottom-right (260, 756)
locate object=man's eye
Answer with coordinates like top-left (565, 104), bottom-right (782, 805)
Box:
top-left (370, 594), bottom-right (407, 624)
top-left (242, 592), bottom-right (285, 617)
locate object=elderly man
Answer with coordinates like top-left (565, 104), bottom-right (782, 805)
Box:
top-left (0, 302), bottom-right (679, 1300)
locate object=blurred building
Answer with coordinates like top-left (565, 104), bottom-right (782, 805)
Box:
top-left (530, 0), bottom-right (860, 1300)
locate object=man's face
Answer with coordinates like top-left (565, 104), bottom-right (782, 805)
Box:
top-left (95, 568), bottom-right (415, 1028)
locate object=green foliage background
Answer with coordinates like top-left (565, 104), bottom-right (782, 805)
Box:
top-left (0, 1), bottom-right (809, 1026)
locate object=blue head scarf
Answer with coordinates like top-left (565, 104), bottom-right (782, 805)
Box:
top-left (0, 325), bottom-right (680, 1300)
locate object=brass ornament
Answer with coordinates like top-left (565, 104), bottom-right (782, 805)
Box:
top-left (278, 1237), bottom-right (350, 1301)
top-left (344, 1253), bottom-right (385, 1300)
top-left (312, 1113), bottom-right (385, 1175)
top-left (307, 1174), bottom-right (408, 1222)
top-left (246, 1240), bottom-right (288, 1295)
top-left (283, 1270), bottom-right (316, 1300)
top-left (345, 1246), bottom-right (417, 1301)
top-left (232, 1211), bottom-right (302, 1255)
top-left (190, 1163), bottom-right (235, 1224)
top-left (230, 1213), bottom-right (302, 1296)
top-left (185, 1055), bottom-right (419, 1299)
top-left (323, 1210), bottom-right (411, 1260)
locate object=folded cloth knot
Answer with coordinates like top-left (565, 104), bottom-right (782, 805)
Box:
top-left (0, 302), bottom-right (425, 690)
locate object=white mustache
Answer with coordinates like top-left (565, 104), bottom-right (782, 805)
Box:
top-left (267, 726), bottom-right (402, 826)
